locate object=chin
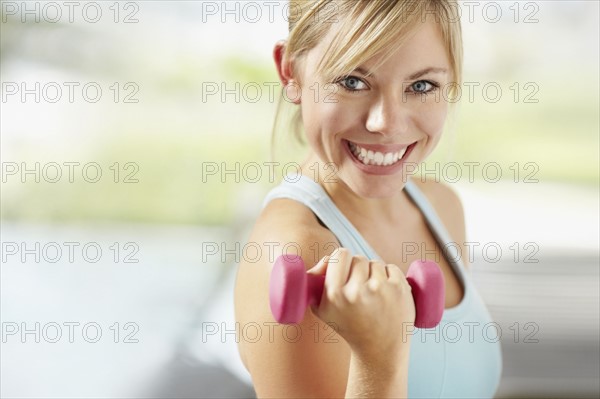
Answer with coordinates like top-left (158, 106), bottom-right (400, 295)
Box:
top-left (343, 173), bottom-right (407, 199)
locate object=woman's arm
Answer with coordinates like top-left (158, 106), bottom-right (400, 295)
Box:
top-left (346, 347), bottom-right (411, 398)
top-left (235, 199), bottom-right (352, 398)
top-left (234, 199), bottom-right (414, 398)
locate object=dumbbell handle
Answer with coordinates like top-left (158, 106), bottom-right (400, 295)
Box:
top-left (270, 255), bottom-right (445, 329)
top-left (305, 273), bottom-right (326, 307)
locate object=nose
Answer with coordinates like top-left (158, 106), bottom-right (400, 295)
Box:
top-left (365, 93), bottom-right (410, 137)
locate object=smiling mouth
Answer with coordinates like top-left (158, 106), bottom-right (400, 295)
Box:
top-left (346, 140), bottom-right (414, 167)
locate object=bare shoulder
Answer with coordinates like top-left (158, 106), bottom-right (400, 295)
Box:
top-left (250, 198), bottom-right (341, 264)
top-left (234, 197), bottom-right (348, 398)
top-left (410, 178), bottom-right (468, 266)
top-left (411, 178), bottom-right (465, 220)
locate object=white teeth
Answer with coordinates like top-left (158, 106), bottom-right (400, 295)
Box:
top-left (383, 153), bottom-right (393, 166)
top-left (349, 141), bottom-right (409, 167)
top-left (397, 147), bottom-right (407, 160)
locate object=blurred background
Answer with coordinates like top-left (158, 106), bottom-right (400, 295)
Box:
top-left (1, 1), bottom-right (598, 398)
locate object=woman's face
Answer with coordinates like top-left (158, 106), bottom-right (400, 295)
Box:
top-left (296, 17), bottom-right (452, 198)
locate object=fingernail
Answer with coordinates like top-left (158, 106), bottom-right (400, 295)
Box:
top-left (308, 255), bottom-right (329, 272)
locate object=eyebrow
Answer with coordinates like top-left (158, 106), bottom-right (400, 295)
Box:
top-left (354, 67), bottom-right (448, 80)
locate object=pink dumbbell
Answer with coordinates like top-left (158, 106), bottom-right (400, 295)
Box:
top-left (269, 254), bottom-right (445, 329)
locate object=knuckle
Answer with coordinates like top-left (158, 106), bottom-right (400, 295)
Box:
top-left (366, 279), bottom-right (382, 292)
top-left (327, 287), bottom-right (344, 303)
top-left (353, 254), bottom-right (369, 264)
top-left (337, 248), bottom-right (350, 257)
top-left (329, 247), bottom-right (349, 264)
top-left (372, 261), bottom-right (386, 270)
top-left (340, 287), bottom-right (360, 305)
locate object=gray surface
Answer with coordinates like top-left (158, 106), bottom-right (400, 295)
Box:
top-left (471, 254), bottom-right (600, 398)
top-left (145, 356), bottom-right (255, 398)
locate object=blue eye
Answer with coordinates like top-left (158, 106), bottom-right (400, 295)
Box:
top-left (411, 80), bottom-right (435, 93)
top-left (338, 76), bottom-right (367, 92)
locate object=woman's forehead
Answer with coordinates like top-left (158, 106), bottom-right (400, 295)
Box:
top-left (305, 16), bottom-right (449, 78)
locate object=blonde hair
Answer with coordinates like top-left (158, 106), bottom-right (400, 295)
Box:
top-left (271, 0), bottom-right (463, 159)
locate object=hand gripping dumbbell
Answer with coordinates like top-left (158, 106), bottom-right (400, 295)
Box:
top-left (269, 254), bottom-right (445, 329)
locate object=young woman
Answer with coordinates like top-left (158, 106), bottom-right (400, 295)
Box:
top-left (235, 1), bottom-right (502, 397)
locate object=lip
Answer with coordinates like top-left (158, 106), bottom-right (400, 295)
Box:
top-left (346, 141), bottom-right (411, 153)
top-left (343, 139), bottom-right (416, 175)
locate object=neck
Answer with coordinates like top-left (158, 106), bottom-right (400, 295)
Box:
top-left (300, 153), bottom-right (410, 226)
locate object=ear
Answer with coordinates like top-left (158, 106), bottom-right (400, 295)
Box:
top-left (273, 40), bottom-right (302, 104)
top-left (273, 40), bottom-right (294, 85)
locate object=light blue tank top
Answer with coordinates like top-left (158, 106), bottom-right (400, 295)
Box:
top-left (263, 174), bottom-right (503, 398)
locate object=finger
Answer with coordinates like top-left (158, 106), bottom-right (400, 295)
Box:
top-left (345, 255), bottom-right (370, 285)
top-left (369, 260), bottom-right (388, 281)
top-left (307, 255), bottom-right (330, 276)
top-left (386, 263), bottom-right (404, 284)
top-left (365, 261), bottom-right (387, 291)
top-left (324, 247), bottom-right (352, 289)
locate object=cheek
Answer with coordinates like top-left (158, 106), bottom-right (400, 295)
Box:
top-left (417, 101), bottom-right (448, 139)
top-left (322, 101), bottom-right (364, 135)
top-left (302, 94), bottom-right (364, 146)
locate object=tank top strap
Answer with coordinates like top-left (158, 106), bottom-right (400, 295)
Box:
top-left (403, 180), bottom-right (469, 287)
top-left (262, 174), bottom-right (380, 259)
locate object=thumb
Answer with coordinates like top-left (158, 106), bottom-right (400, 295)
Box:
top-left (307, 255), bottom-right (330, 276)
